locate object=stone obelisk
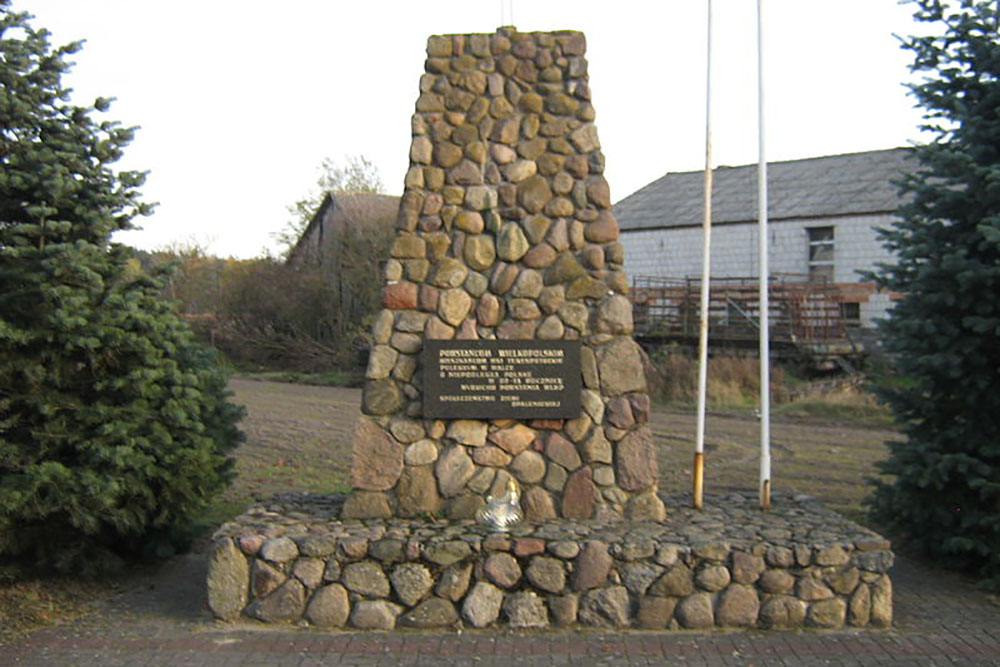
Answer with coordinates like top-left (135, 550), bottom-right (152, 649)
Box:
top-left (344, 28), bottom-right (664, 522)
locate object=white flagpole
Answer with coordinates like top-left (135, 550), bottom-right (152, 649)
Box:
top-left (757, 0), bottom-right (772, 510)
top-left (693, 0), bottom-right (713, 510)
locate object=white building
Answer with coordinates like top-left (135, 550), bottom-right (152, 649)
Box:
top-left (614, 148), bottom-right (912, 331)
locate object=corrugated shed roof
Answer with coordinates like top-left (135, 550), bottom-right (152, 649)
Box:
top-left (613, 148), bottom-right (914, 231)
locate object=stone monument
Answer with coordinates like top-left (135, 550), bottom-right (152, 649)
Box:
top-left (206, 29), bottom-right (896, 631)
top-left (344, 27), bottom-right (665, 523)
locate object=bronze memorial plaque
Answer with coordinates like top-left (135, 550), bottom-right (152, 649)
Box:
top-left (423, 340), bottom-right (582, 419)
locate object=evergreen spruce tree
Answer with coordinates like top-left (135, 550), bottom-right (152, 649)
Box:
top-left (868, 0), bottom-right (1000, 589)
top-left (0, 3), bottom-right (244, 574)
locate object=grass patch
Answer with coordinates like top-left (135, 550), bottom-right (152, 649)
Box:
top-left (646, 348), bottom-right (789, 408)
top-left (236, 369), bottom-right (363, 387)
top-left (775, 388), bottom-right (893, 428)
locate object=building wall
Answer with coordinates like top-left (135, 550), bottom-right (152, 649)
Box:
top-left (620, 213), bottom-right (897, 327)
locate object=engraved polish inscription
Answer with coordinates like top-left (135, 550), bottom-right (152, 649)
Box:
top-left (423, 340), bottom-right (582, 419)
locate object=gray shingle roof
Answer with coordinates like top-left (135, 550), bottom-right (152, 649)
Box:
top-left (613, 148), bottom-right (914, 231)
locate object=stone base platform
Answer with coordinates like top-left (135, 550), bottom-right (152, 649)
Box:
top-left (207, 492), bottom-right (893, 631)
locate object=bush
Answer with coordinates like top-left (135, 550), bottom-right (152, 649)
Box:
top-left (867, 0), bottom-right (1000, 589)
top-left (0, 5), bottom-right (243, 575)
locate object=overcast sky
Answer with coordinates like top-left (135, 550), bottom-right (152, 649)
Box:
top-left (16, 0), bottom-right (928, 258)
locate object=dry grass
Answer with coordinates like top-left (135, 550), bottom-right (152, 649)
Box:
top-left (647, 349), bottom-right (789, 408)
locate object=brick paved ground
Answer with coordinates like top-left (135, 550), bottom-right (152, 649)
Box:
top-left (6, 546), bottom-right (1000, 666)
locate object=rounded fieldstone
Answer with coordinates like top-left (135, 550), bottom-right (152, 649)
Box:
top-left (815, 544), bottom-right (851, 566)
top-left (489, 423), bottom-right (536, 455)
top-left (503, 159), bottom-right (538, 183)
top-left (581, 429), bottom-right (612, 464)
top-left (207, 538), bottom-right (249, 621)
top-left (760, 595), bottom-right (807, 628)
top-left (766, 546), bottom-right (795, 568)
top-left (462, 581), bottom-right (504, 628)
top-left (626, 492), bottom-right (667, 521)
top-left (522, 486), bottom-right (557, 520)
top-left (578, 585), bottom-right (630, 628)
top-left (638, 596), bottom-right (676, 630)
top-left (696, 564), bottom-right (731, 592)
top-left (349, 600), bottom-right (401, 630)
top-left (423, 540), bottom-right (473, 567)
top-left (544, 462), bottom-right (568, 492)
top-left (849, 583), bottom-right (872, 626)
top-left (572, 540), bottom-right (612, 591)
top-left (292, 559), bottom-right (325, 589)
top-left (389, 418), bottom-right (425, 444)
top-left (807, 598), bottom-right (847, 628)
top-left (569, 123), bottom-right (600, 153)
top-left (464, 234), bottom-right (496, 271)
top-left (366, 345), bottom-right (398, 380)
top-left (305, 584), bottom-right (349, 627)
top-left (871, 576), bottom-right (892, 627)
top-left (249, 553), bottom-right (285, 587)
top-left (827, 566), bottom-right (861, 595)
top-left (399, 598), bottom-right (459, 628)
top-left (615, 426), bottom-right (658, 491)
top-left (351, 416), bottom-right (404, 491)
top-left (340, 491), bottom-right (392, 519)
top-left (477, 292), bottom-right (503, 326)
top-left (396, 465), bottom-right (442, 518)
top-left (503, 591), bottom-right (549, 628)
top-left (498, 223), bottom-right (531, 261)
top-left (650, 564), bottom-right (695, 597)
top-left (595, 294), bottom-right (633, 334)
top-left (798, 577), bottom-right (835, 601)
top-left (369, 539), bottom-right (405, 564)
top-left (522, 242), bottom-right (558, 269)
top-left (260, 537), bottom-right (298, 564)
top-left (509, 298), bottom-right (542, 320)
top-left (510, 449), bottom-right (546, 484)
top-left (716, 584), bottom-right (760, 627)
top-left (517, 175), bottom-right (553, 214)
top-left (436, 445), bottom-right (475, 497)
top-left (404, 439), bottom-right (439, 465)
top-left (446, 419), bottom-right (488, 446)
top-left (596, 337), bottom-right (646, 396)
top-left (561, 467), bottom-right (598, 520)
top-left (484, 552), bottom-right (522, 588)
top-left (759, 569), bottom-right (796, 594)
top-left (361, 378), bottom-right (405, 416)
top-left (438, 288), bottom-right (473, 326)
top-left (675, 593), bottom-right (714, 629)
top-left (546, 433), bottom-right (581, 470)
top-left (536, 315), bottom-right (565, 339)
top-left (525, 556), bottom-right (566, 594)
top-left (390, 563), bottom-right (434, 607)
top-left (620, 561), bottom-right (664, 595)
top-left (437, 562), bottom-right (473, 602)
top-left (248, 579), bottom-right (306, 624)
top-left (431, 257), bottom-right (469, 287)
top-left (472, 445), bottom-right (512, 467)
top-left (548, 594), bottom-right (579, 626)
top-left (342, 561), bottom-right (390, 598)
top-left (511, 268), bottom-right (544, 298)
top-left (545, 252), bottom-right (587, 285)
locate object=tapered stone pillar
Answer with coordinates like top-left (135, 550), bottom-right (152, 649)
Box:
top-left (344, 28), bottom-right (664, 522)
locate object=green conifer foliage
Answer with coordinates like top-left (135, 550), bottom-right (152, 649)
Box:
top-left (0, 4), bottom-right (244, 574)
top-left (868, 0), bottom-right (1000, 589)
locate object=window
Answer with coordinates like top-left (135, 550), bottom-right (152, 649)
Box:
top-left (840, 302), bottom-right (861, 327)
top-left (807, 226), bottom-right (834, 282)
